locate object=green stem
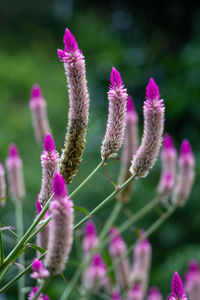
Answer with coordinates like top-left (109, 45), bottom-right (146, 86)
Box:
top-left (0, 253), bottom-right (46, 294)
top-left (15, 202), bottom-right (25, 300)
top-left (69, 161), bottom-right (104, 198)
top-left (59, 268), bottom-right (82, 300)
top-left (99, 202), bottom-right (123, 240)
top-left (27, 216), bottom-right (51, 243)
top-left (74, 175), bottom-right (136, 230)
top-left (0, 195), bottom-right (52, 275)
top-left (32, 277), bottom-right (51, 300)
top-left (0, 225), bottom-right (4, 266)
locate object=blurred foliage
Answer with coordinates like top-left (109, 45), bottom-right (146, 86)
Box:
top-left (0, 0), bottom-right (200, 299)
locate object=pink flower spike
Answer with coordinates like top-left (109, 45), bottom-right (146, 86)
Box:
top-left (30, 258), bottom-right (49, 280)
top-left (53, 172), bottom-right (67, 197)
top-left (8, 143), bottom-right (19, 157)
top-left (180, 139), bottom-right (192, 155)
top-left (164, 134), bottom-right (174, 149)
top-left (32, 258), bottom-right (43, 272)
top-left (147, 286), bottom-right (163, 300)
top-left (146, 77), bottom-right (160, 100)
top-left (110, 67), bottom-right (123, 89)
top-left (31, 84), bottom-right (42, 98)
top-left (170, 271), bottom-right (187, 300)
top-left (112, 291), bottom-right (122, 300)
top-left (127, 283), bottom-right (144, 300)
top-left (83, 220), bottom-right (98, 253)
top-left (63, 28), bottom-right (78, 53)
top-left (28, 286), bottom-right (51, 300)
top-left (44, 133), bottom-right (55, 152)
top-left (127, 95), bottom-right (135, 112)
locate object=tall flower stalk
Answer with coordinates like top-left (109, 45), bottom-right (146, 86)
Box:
top-left (44, 172), bottom-right (74, 275)
top-left (58, 28), bottom-right (90, 184)
top-left (6, 144), bottom-right (25, 300)
top-left (130, 78), bottom-right (165, 178)
top-left (29, 84), bottom-right (51, 145)
top-left (101, 67), bottom-right (127, 161)
top-left (39, 133), bottom-right (59, 207)
top-left (0, 163), bottom-right (6, 207)
top-left (117, 95), bottom-right (139, 202)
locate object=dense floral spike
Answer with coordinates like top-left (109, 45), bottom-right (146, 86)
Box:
top-left (45, 172), bottom-right (74, 275)
top-left (130, 78), bottom-right (165, 178)
top-left (112, 291), bottom-right (122, 300)
top-left (28, 286), bottom-right (51, 300)
top-left (127, 283), bottom-right (144, 300)
top-left (82, 253), bottom-right (110, 292)
top-left (170, 272), bottom-right (187, 300)
top-left (36, 197), bottom-right (50, 251)
top-left (172, 139), bottom-right (195, 207)
top-left (0, 163), bottom-right (6, 207)
top-left (117, 95), bottom-right (139, 202)
top-left (6, 144), bottom-right (25, 201)
top-left (101, 67), bottom-right (128, 161)
top-left (158, 134), bottom-right (177, 199)
top-left (39, 134), bottom-right (59, 207)
top-left (184, 260), bottom-right (200, 299)
top-left (147, 286), bottom-right (163, 300)
top-left (58, 28), bottom-right (90, 184)
top-left (29, 84), bottom-right (51, 144)
top-left (109, 227), bottom-right (131, 290)
top-left (30, 258), bottom-right (49, 280)
top-left (82, 220), bottom-right (99, 254)
top-left (130, 232), bottom-right (152, 295)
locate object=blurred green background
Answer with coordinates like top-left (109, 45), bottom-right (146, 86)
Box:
top-left (0, 0), bottom-right (200, 299)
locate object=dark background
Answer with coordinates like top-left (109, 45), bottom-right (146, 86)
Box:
top-left (0, 0), bottom-right (200, 299)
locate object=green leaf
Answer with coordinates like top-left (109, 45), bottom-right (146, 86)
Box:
top-left (28, 243), bottom-right (45, 254)
top-left (73, 205), bottom-right (90, 216)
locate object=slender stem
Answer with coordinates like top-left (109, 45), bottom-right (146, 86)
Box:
top-left (59, 268), bottom-right (82, 300)
top-left (31, 276), bottom-right (51, 300)
top-left (74, 175), bottom-right (136, 230)
top-left (27, 216), bottom-right (51, 243)
top-left (69, 161), bottom-right (104, 198)
top-left (15, 202), bottom-right (25, 300)
top-left (0, 262), bottom-right (11, 282)
top-left (0, 195), bottom-right (52, 274)
top-left (0, 225), bottom-right (4, 266)
top-left (99, 201), bottom-right (123, 240)
top-left (0, 253), bottom-right (45, 294)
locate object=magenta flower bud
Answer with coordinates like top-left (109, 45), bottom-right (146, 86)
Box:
top-left (109, 227), bottom-right (130, 290)
top-left (112, 291), bottom-right (122, 300)
top-left (131, 232), bottom-right (152, 295)
top-left (127, 283), bottom-right (144, 300)
top-left (28, 286), bottom-right (51, 300)
top-left (36, 197), bottom-right (50, 251)
top-left (45, 172), bottom-right (74, 275)
top-left (101, 67), bottom-right (128, 161)
top-left (147, 287), bottom-right (163, 300)
top-left (170, 271), bottom-right (187, 300)
top-left (30, 258), bottom-right (49, 280)
top-left (6, 144), bottom-right (25, 201)
top-left (29, 84), bottom-right (51, 145)
top-left (58, 28), bottom-right (90, 184)
top-left (184, 260), bottom-right (200, 299)
top-left (117, 95), bottom-right (139, 202)
top-left (130, 78), bottom-right (165, 178)
top-left (39, 134), bottom-right (59, 207)
top-left (82, 253), bottom-right (109, 292)
top-left (172, 139), bottom-right (195, 207)
top-left (82, 220), bottom-right (99, 254)
top-left (0, 163), bottom-right (6, 207)
top-left (158, 134), bottom-right (177, 198)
